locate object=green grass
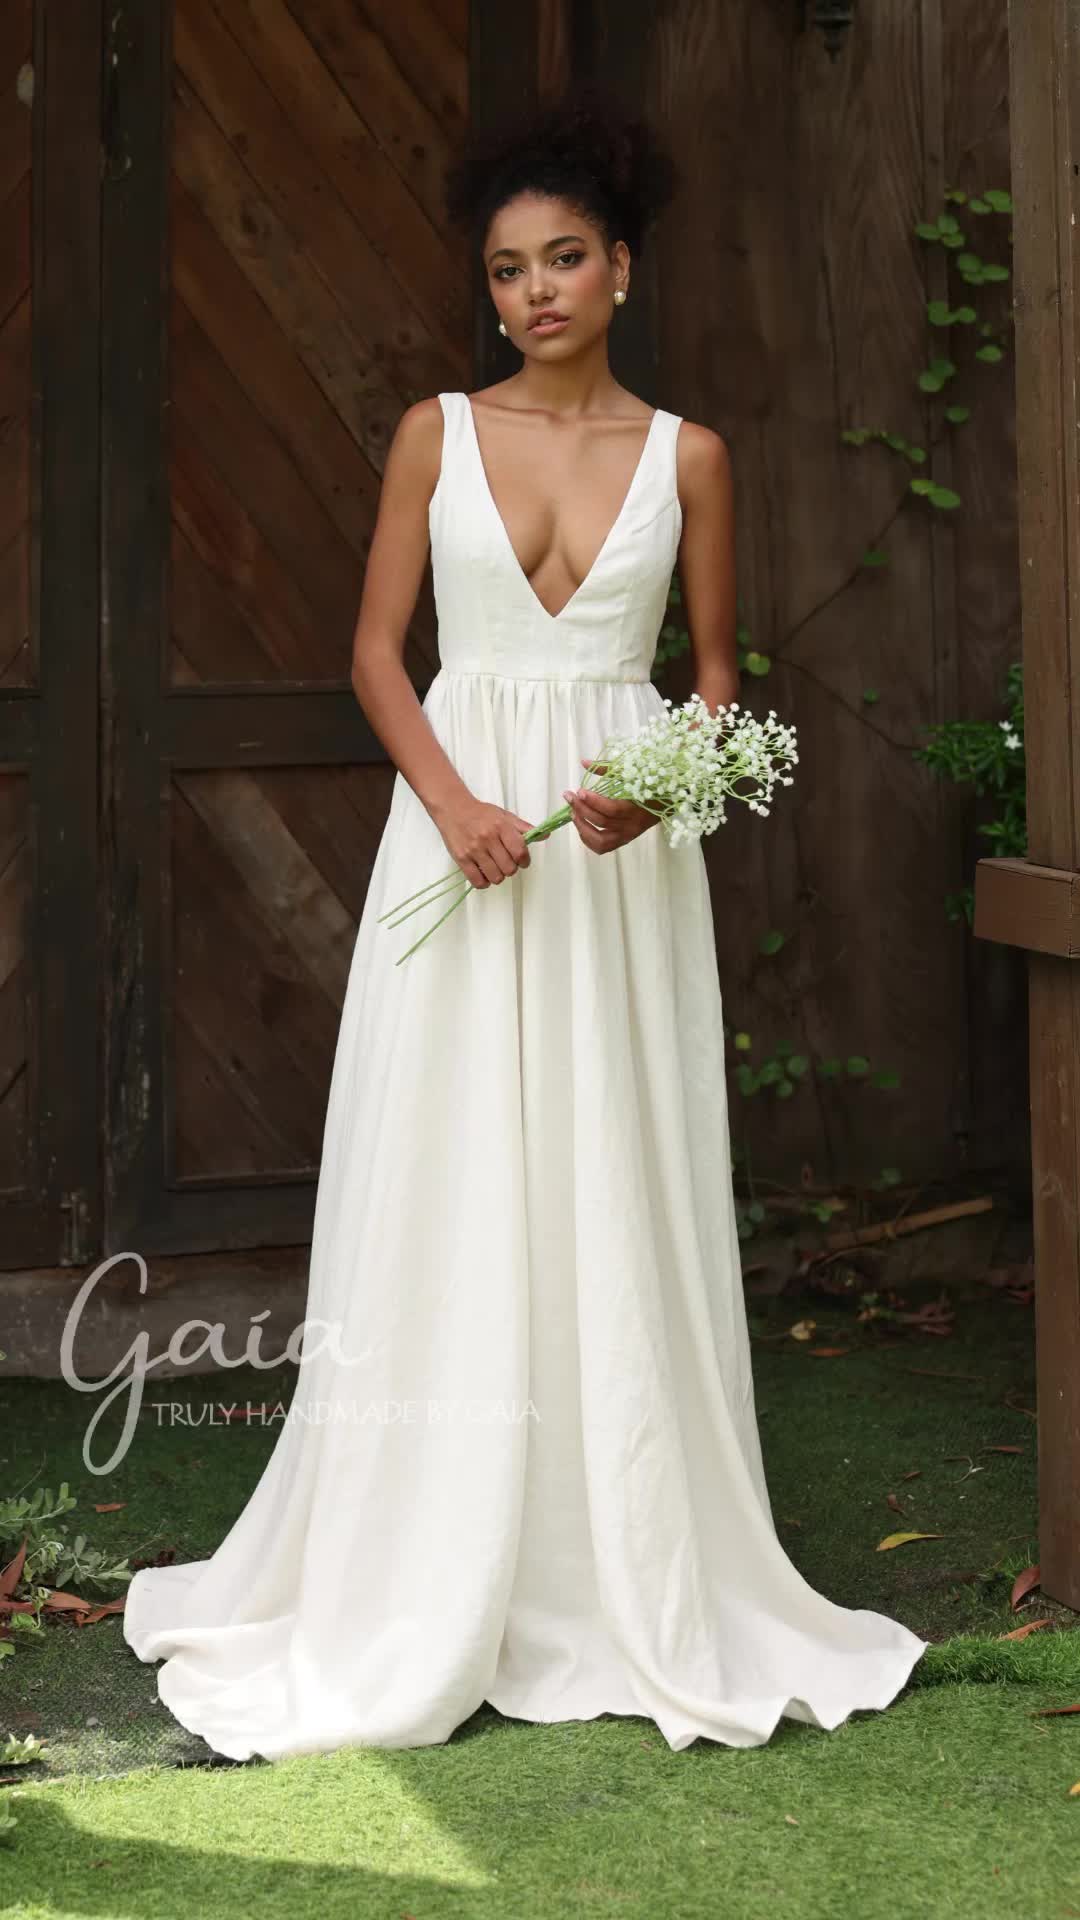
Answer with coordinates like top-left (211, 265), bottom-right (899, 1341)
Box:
top-left (1, 1281), bottom-right (1078, 1919)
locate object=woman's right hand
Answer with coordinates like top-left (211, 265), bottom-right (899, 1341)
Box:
top-left (431, 793), bottom-right (549, 890)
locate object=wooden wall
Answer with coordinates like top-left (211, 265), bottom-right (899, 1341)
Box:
top-left (642, 0), bottom-right (1023, 1187)
top-left (0, 0), bottom-right (31, 1205)
top-left (0, 0), bottom-right (1024, 1277)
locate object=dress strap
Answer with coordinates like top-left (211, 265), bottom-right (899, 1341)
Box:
top-left (643, 407), bottom-right (684, 525)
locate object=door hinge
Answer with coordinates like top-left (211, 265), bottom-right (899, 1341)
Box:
top-left (59, 1190), bottom-right (93, 1267)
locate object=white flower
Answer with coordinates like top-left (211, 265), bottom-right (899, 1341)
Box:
top-left (583, 692), bottom-right (799, 849)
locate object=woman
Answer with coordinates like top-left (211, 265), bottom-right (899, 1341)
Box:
top-left (122, 92), bottom-right (928, 1758)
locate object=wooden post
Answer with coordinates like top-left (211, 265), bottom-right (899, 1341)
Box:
top-left (974, 0), bottom-right (1080, 1609)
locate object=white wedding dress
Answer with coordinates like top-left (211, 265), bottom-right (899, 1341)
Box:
top-left (122, 389), bottom-right (929, 1758)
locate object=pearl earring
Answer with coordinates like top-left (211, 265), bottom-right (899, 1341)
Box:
top-left (498, 320), bottom-right (507, 335)
top-left (614, 288), bottom-right (627, 305)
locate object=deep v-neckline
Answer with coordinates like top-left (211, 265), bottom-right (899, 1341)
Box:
top-left (462, 394), bottom-right (660, 625)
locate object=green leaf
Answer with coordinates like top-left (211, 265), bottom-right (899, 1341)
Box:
top-left (953, 306), bottom-right (977, 324)
top-left (862, 688), bottom-right (880, 704)
top-left (745, 651), bottom-right (771, 676)
top-left (975, 343), bottom-right (1004, 362)
top-left (909, 476), bottom-right (935, 496)
top-left (775, 1078), bottom-right (795, 1098)
top-left (918, 370), bottom-right (945, 392)
top-left (983, 188), bottom-right (1012, 212)
top-left (733, 1031), bottom-right (752, 1052)
top-left (938, 213), bottom-right (961, 234)
top-left (758, 1059), bottom-right (784, 1086)
top-left (787, 1054), bottom-right (809, 1078)
top-left (928, 485), bottom-right (962, 509)
top-left (926, 299), bottom-right (952, 325)
top-left (968, 196), bottom-right (991, 214)
top-left (846, 1055), bottom-right (870, 1077)
top-left (872, 1068), bottom-right (901, 1089)
top-left (981, 262), bottom-right (1010, 282)
top-left (944, 405), bottom-right (970, 424)
top-left (860, 547), bottom-right (889, 567)
top-left (735, 1064), bottom-right (759, 1097)
top-left (758, 929), bottom-right (786, 956)
top-left (956, 252), bottom-right (981, 272)
top-left (878, 1165), bottom-right (903, 1186)
top-left (915, 221), bottom-right (942, 241)
top-left (817, 1057), bottom-right (842, 1080)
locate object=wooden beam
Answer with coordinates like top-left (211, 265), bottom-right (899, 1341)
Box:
top-left (974, 855), bottom-right (1080, 959)
top-left (1000, 0), bottom-right (1080, 1609)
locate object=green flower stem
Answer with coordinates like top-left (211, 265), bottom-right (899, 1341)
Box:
top-left (380, 872), bottom-right (471, 931)
top-left (385, 804), bottom-right (577, 964)
top-left (393, 882), bottom-right (473, 965)
top-left (375, 866), bottom-right (464, 922)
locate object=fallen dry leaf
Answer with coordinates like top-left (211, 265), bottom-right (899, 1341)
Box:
top-left (999, 1618), bottom-right (1054, 1640)
top-left (876, 1531), bottom-right (944, 1551)
top-left (0, 1538), bottom-right (28, 1600)
top-left (38, 1589), bottom-right (97, 1613)
top-left (71, 1597), bottom-right (127, 1627)
top-left (1010, 1565), bottom-right (1041, 1610)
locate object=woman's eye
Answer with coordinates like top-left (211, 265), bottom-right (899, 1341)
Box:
top-left (494, 252), bottom-right (583, 281)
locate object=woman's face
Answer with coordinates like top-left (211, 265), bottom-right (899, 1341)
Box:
top-left (482, 193), bottom-right (629, 354)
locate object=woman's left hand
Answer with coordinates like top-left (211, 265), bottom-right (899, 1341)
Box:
top-left (561, 757), bottom-right (656, 854)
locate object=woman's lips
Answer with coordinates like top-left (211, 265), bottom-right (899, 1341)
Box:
top-left (529, 315), bottom-right (569, 333)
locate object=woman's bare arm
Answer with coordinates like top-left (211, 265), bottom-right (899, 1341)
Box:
top-left (674, 424), bottom-right (739, 717)
top-left (350, 399), bottom-right (469, 821)
top-left (350, 399), bottom-right (540, 889)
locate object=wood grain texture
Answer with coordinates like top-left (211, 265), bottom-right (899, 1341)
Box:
top-left (0, 772), bottom-right (27, 1192)
top-left (100, 0), bottom-right (466, 1253)
top-left (0, 0), bottom-right (30, 689)
top-left (647, 0), bottom-right (1019, 1185)
top-left (1006, 0), bottom-right (1080, 1609)
top-left (0, 0), bottom-right (103, 1269)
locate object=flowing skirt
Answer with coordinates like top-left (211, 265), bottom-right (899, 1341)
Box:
top-left (122, 669), bottom-right (928, 1757)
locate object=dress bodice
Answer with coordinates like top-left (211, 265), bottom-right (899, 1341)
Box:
top-left (427, 390), bottom-right (684, 684)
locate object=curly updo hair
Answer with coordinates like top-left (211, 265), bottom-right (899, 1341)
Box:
top-left (442, 87), bottom-right (679, 266)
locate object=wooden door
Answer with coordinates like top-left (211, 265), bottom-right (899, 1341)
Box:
top-left (100, 0), bottom-right (469, 1256)
top-left (0, 1), bottom-right (101, 1269)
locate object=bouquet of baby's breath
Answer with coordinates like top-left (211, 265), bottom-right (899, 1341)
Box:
top-left (379, 692), bottom-right (798, 963)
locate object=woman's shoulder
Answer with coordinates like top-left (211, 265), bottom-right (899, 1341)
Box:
top-left (672, 416), bottom-right (732, 487)
top-left (384, 395), bottom-right (451, 499)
